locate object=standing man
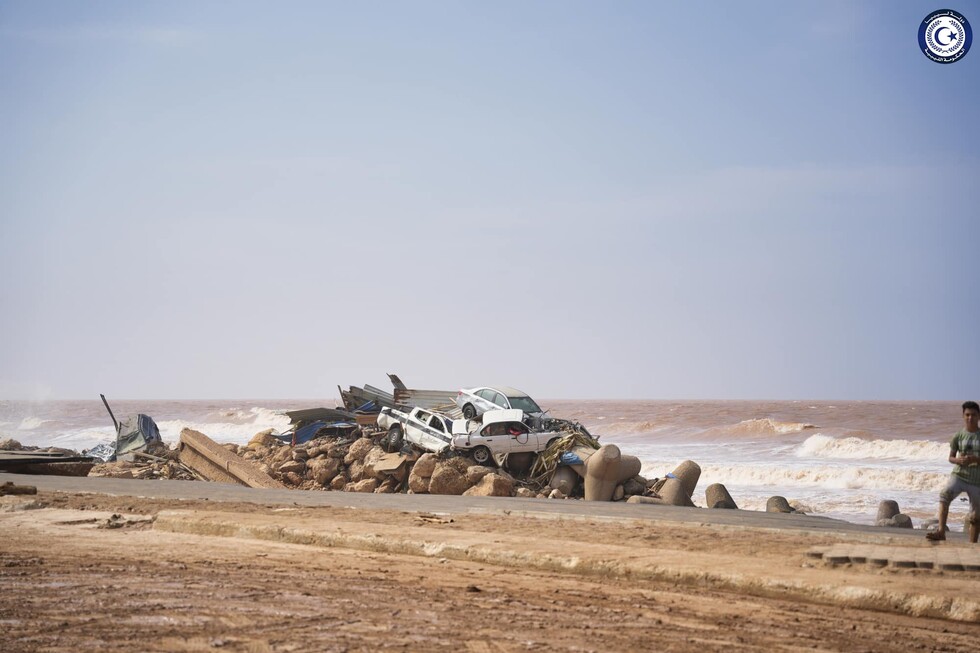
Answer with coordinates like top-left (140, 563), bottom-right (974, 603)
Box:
top-left (927, 401), bottom-right (980, 542)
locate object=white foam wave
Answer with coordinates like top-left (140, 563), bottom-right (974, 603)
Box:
top-left (731, 418), bottom-right (816, 435)
top-left (795, 434), bottom-right (947, 462)
top-left (156, 408), bottom-right (291, 446)
top-left (17, 416), bottom-right (50, 431)
top-left (639, 460), bottom-right (946, 493)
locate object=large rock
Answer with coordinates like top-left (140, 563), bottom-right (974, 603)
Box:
top-left (329, 474), bottom-right (347, 491)
top-left (515, 487), bottom-right (535, 498)
top-left (308, 457), bottom-right (341, 486)
top-left (413, 453), bottom-right (439, 478)
top-left (428, 457), bottom-right (472, 496)
top-left (408, 467), bottom-right (431, 494)
top-left (465, 465), bottom-right (492, 486)
top-left (0, 439), bottom-right (24, 451)
top-left (347, 460), bottom-right (365, 483)
top-left (348, 478), bottom-right (378, 493)
top-left (407, 453), bottom-right (439, 494)
top-left (277, 460), bottom-right (307, 476)
top-left (284, 471), bottom-right (304, 486)
top-left (344, 438), bottom-right (374, 465)
top-left (248, 429), bottom-right (277, 449)
top-left (463, 473), bottom-right (514, 497)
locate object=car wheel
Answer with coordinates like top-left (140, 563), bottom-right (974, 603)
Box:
top-left (462, 404), bottom-right (476, 420)
top-left (472, 445), bottom-right (492, 466)
top-left (386, 425), bottom-right (403, 453)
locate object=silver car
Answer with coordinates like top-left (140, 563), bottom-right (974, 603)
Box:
top-left (454, 386), bottom-right (545, 422)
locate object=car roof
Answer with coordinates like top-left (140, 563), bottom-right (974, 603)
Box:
top-left (466, 386), bottom-right (528, 398)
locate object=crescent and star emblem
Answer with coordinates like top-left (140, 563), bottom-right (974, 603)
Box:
top-left (934, 26), bottom-right (958, 46)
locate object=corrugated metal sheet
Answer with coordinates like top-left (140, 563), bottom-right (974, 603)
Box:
top-left (394, 388), bottom-right (461, 417)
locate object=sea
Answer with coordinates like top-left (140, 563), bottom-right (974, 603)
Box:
top-left (0, 398), bottom-right (968, 530)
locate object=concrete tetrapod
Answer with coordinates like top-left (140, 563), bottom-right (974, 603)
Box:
top-left (669, 460), bottom-right (701, 500)
top-left (876, 500), bottom-right (900, 522)
top-left (766, 496), bottom-right (795, 513)
top-left (705, 483), bottom-right (738, 510)
top-left (550, 467), bottom-right (578, 497)
top-left (582, 444), bottom-right (642, 501)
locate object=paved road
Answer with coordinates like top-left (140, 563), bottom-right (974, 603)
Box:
top-left (0, 471), bottom-right (946, 540)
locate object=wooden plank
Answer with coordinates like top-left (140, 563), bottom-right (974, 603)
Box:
top-left (178, 429), bottom-right (283, 489)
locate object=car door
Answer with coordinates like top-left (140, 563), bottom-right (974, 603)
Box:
top-left (478, 421), bottom-right (510, 454)
top-left (504, 421), bottom-right (536, 453)
top-left (405, 409), bottom-right (431, 447)
top-left (475, 389), bottom-right (499, 414)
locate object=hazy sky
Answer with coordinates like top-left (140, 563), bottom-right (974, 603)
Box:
top-left (1, 1), bottom-right (978, 401)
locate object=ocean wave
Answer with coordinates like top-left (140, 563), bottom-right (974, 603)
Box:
top-left (729, 418), bottom-right (817, 436)
top-left (156, 408), bottom-right (291, 445)
top-left (638, 460), bottom-right (946, 493)
top-left (17, 417), bottom-right (50, 431)
top-left (795, 434), bottom-right (947, 461)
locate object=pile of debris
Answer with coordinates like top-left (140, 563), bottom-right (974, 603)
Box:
top-left (0, 439), bottom-right (96, 477)
top-left (89, 440), bottom-right (198, 481)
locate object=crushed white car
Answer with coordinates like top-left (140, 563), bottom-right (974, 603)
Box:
top-left (451, 409), bottom-right (564, 465)
top-left (376, 406), bottom-right (460, 454)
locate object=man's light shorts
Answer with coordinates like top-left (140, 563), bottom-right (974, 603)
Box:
top-left (939, 476), bottom-right (980, 518)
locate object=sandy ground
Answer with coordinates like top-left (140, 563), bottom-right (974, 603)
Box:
top-left (2, 491), bottom-right (979, 652)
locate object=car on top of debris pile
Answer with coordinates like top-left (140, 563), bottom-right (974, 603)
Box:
top-left (451, 409), bottom-right (565, 466)
top-left (454, 386), bottom-right (546, 422)
top-left (376, 406), bottom-right (462, 454)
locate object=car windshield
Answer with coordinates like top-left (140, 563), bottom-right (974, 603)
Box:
top-left (507, 396), bottom-right (541, 413)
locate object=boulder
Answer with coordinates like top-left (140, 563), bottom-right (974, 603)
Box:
top-left (308, 457), bottom-right (341, 486)
top-left (248, 429), bottom-right (277, 449)
top-left (613, 484), bottom-right (625, 501)
top-left (292, 448), bottom-right (310, 461)
top-left (413, 453), bottom-right (439, 479)
top-left (515, 487), bottom-right (535, 498)
top-left (347, 461), bottom-right (365, 483)
top-left (376, 478), bottom-right (399, 494)
top-left (0, 438), bottom-right (24, 450)
top-left (463, 473), bottom-right (514, 497)
top-left (344, 437), bottom-right (374, 465)
top-left (549, 488), bottom-right (567, 499)
top-left (408, 467), bottom-right (432, 494)
top-left (284, 471), bottom-right (304, 486)
top-left (705, 483), bottom-right (738, 510)
top-left (428, 458), bottom-right (471, 496)
top-left (329, 474), bottom-right (347, 491)
top-left (466, 466), bottom-right (492, 486)
top-left (326, 441), bottom-right (348, 458)
top-left (277, 460), bottom-right (307, 476)
top-left (350, 478), bottom-right (378, 493)
top-left (766, 496), bottom-right (795, 513)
